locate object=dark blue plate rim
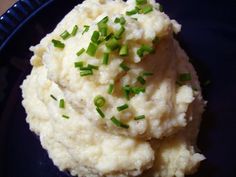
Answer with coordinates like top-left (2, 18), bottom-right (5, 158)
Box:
top-left (0, 0), bottom-right (54, 51)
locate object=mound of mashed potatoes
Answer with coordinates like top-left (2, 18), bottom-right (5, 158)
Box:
top-left (21, 0), bottom-right (206, 176)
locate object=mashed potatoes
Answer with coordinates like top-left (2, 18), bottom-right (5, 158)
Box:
top-left (21, 0), bottom-right (205, 176)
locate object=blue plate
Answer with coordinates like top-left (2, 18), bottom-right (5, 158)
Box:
top-left (0, 0), bottom-right (235, 177)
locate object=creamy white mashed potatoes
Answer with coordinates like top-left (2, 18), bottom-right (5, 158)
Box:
top-left (21, 0), bottom-right (205, 176)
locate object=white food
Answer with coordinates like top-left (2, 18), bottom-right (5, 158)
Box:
top-left (21, 0), bottom-right (205, 177)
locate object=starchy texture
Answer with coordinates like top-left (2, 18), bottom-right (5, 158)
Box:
top-left (21, 0), bottom-right (205, 177)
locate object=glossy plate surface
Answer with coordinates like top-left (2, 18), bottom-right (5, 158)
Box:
top-left (0, 0), bottom-right (236, 177)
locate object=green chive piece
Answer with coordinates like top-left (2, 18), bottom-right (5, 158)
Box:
top-left (141, 5), bottom-right (153, 14)
top-left (123, 85), bottom-right (131, 100)
top-left (136, 0), bottom-right (147, 5)
top-left (179, 73), bottom-right (192, 82)
top-left (117, 104), bottom-right (129, 112)
top-left (114, 26), bottom-right (125, 39)
top-left (119, 62), bottom-right (130, 71)
top-left (119, 44), bottom-right (129, 56)
top-left (50, 94), bottom-right (57, 101)
top-left (107, 83), bottom-right (114, 94)
top-left (86, 42), bottom-right (98, 56)
top-left (105, 33), bottom-right (113, 41)
top-left (59, 99), bottom-right (65, 109)
top-left (119, 17), bottom-right (126, 25)
top-left (88, 64), bottom-right (99, 70)
top-left (96, 107), bottom-right (105, 118)
top-left (137, 76), bottom-right (146, 85)
top-left (82, 25), bottom-right (90, 35)
top-left (76, 48), bottom-right (85, 57)
top-left (131, 87), bottom-right (145, 94)
top-left (106, 38), bottom-right (120, 51)
top-left (74, 61), bottom-right (84, 68)
top-left (94, 95), bottom-right (106, 107)
top-left (110, 117), bottom-right (129, 129)
top-left (52, 39), bottom-right (65, 49)
top-left (114, 17), bottom-right (120, 23)
top-left (98, 23), bottom-right (108, 36)
top-left (98, 16), bottom-right (109, 24)
top-left (102, 53), bottom-right (110, 65)
top-left (60, 30), bottom-right (70, 40)
top-left (126, 8), bottom-right (138, 16)
top-left (80, 69), bottom-right (93, 76)
top-left (62, 114), bottom-right (70, 119)
top-left (91, 31), bottom-right (100, 44)
top-left (142, 71), bottom-right (153, 76)
top-left (71, 25), bottom-right (78, 36)
top-left (137, 44), bottom-right (154, 57)
top-left (159, 4), bottom-right (164, 12)
top-left (134, 115), bottom-right (145, 120)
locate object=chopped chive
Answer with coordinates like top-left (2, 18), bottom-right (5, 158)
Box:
top-left (110, 117), bottom-right (129, 129)
top-left (142, 71), bottom-right (153, 76)
top-left (52, 39), bottom-right (65, 49)
top-left (137, 44), bottom-right (154, 57)
top-left (82, 25), bottom-right (90, 35)
top-left (79, 67), bottom-right (91, 70)
top-left (123, 85), bottom-right (131, 100)
top-left (141, 5), bottom-right (153, 14)
top-left (134, 115), bottom-right (145, 120)
top-left (137, 76), bottom-right (146, 85)
top-left (105, 33), bottom-right (113, 41)
top-left (114, 26), bottom-right (125, 39)
top-left (119, 62), bottom-right (130, 71)
top-left (71, 25), bottom-right (78, 36)
top-left (114, 17), bottom-right (120, 23)
top-left (50, 94), bottom-right (57, 101)
top-left (59, 99), bottom-right (65, 109)
top-left (107, 83), bottom-right (114, 94)
top-left (131, 87), bottom-right (145, 94)
top-left (96, 107), bottom-right (105, 118)
top-left (126, 8), bottom-right (138, 16)
top-left (91, 31), bottom-right (100, 44)
top-left (119, 44), bottom-right (129, 56)
top-left (60, 30), bottom-right (70, 40)
top-left (80, 69), bottom-right (93, 76)
top-left (62, 114), bottom-right (70, 119)
top-left (117, 104), bottom-right (129, 112)
top-left (88, 64), bottom-right (99, 70)
top-left (98, 23), bottom-right (108, 36)
top-left (119, 17), bottom-right (126, 25)
top-left (136, 0), bottom-right (147, 5)
top-left (106, 38), bottom-right (120, 51)
top-left (98, 16), bottom-right (109, 24)
top-left (74, 61), bottom-right (84, 68)
top-left (102, 52), bottom-right (110, 65)
top-left (94, 95), bottom-right (106, 107)
top-left (76, 48), bottom-right (85, 56)
top-left (159, 4), bottom-right (164, 12)
top-left (179, 73), bottom-right (192, 82)
top-left (86, 42), bottom-right (98, 56)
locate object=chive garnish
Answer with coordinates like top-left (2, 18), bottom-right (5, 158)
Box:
top-left (106, 38), bottom-right (120, 51)
top-left (59, 99), bottom-right (65, 109)
top-left (74, 61), bottom-right (84, 68)
top-left (91, 31), bottom-right (100, 44)
top-left (110, 117), bottom-right (129, 129)
top-left (62, 114), bottom-right (70, 119)
top-left (105, 33), bottom-right (113, 41)
top-left (107, 83), bottom-right (114, 94)
top-left (50, 94), bottom-right (57, 101)
top-left (114, 17), bottom-right (120, 23)
top-left (94, 95), bottom-right (106, 108)
top-left (76, 48), bottom-right (85, 57)
top-left (119, 62), bottom-right (130, 71)
top-left (137, 76), bottom-right (146, 85)
top-left (97, 16), bottom-right (108, 36)
top-left (117, 104), bottom-right (129, 112)
top-left (179, 73), bottom-right (192, 82)
top-left (114, 26), bottom-right (125, 39)
top-left (114, 17), bottom-right (126, 25)
top-left (159, 4), bottom-right (164, 12)
top-left (142, 71), bottom-right (153, 76)
top-left (141, 5), bottom-right (153, 14)
top-left (96, 107), bottom-right (105, 118)
top-left (102, 53), bottom-right (110, 65)
top-left (126, 8), bottom-right (139, 16)
top-left (134, 115), bottom-right (145, 120)
top-left (71, 25), bottom-right (78, 36)
top-left (123, 85), bottom-right (131, 100)
top-left (86, 42), bottom-right (98, 56)
top-left (137, 44), bottom-right (154, 57)
top-left (60, 30), bottom-right (70, 40)
top-left (51, 39), bottom-right (65, 49)
top-left (119, 44), bottom-right (129, 56)
top-left (131, 87), bottom-right (145, 94)
top-left (98, 16), bottom-right (109, 24)
top-left (80, 69), bottom-right (93, 76)
top-left (82, 25), bottom-right (90, 35)
top-left (88, 64), bottom-right (99, 70)
top-left (136, 0), bottom-right (147, 5)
